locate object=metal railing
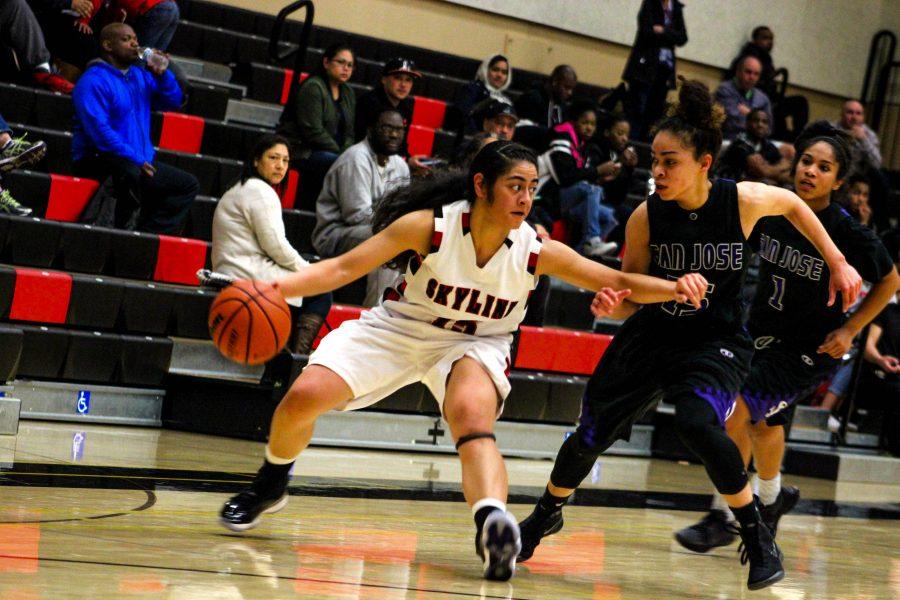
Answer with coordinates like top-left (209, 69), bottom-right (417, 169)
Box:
top-left (267, 1), bottom-right (315, 110)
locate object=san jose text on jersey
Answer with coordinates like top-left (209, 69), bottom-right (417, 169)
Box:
top-left (646, 178), bottom-right (750, 331)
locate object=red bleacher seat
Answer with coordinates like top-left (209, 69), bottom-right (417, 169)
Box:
top-left (158, 112), bottom-right (205, 154)
top-left (278, 169), bottom-right (300, 209)
top-left (312, 304), bottom-right (365, 350)
top-left (514, 326), bottom-right (612, 375)
top-left (550, 219), bottom-right (572, 245)
top-left (45, 175), bottom-right (100, 222)
top-left (407, 125), bottom-right (435, 157)
top-left (411, 96), bottom-right (447, 130)
top-left (280, 70), bottom-right (309, 105)
top-left (9, 268), bottom-right (72, 324)
top-left (152, 235), bottom-right (209, 285)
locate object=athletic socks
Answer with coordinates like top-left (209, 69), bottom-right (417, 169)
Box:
top-left (257, 446), bottom-right (295, 490)
top-left (758, 474), bottom-right (782, 506)
top-left (473, 498), bottom-right (507, 534)
top-left (532, 486), bottom-right (569, 519)
top-left (711, 490), bottom-right (736, 523)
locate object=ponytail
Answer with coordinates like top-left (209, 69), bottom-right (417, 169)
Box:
top-left (653, 77), bottom-right (725, 168)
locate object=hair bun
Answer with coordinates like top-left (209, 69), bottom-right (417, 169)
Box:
top-left (668, 77), bottom-right (726, 131)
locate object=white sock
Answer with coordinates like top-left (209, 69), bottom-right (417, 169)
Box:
top-left (711, 490), bottom-right (736, 522)
top-left (472, 497), bottom-right (506, 516)
top-left (758, 473), bottom-right (782, 506)
top-left (264, 445), bottom-right (297, 465)
top-left (751, 472), bottom-right (760, 495)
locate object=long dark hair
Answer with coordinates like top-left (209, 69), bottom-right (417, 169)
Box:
top-left (373, 140), bottom-right (537, 265)
top-left (240, 133), bottom-right (291, 185)
top-left (653, 77), bottom-right (726, 169)
top-left (792, 120), bottom-right (854, 181)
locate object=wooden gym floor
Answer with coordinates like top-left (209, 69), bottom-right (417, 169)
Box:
top-left (1, 421), bottom-right (897, 599)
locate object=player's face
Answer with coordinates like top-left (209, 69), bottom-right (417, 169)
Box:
top-left (794, 141), bottom-right (843, 201)
top-left (254, 143), bottom-right (290, 185)
top-left (650, 130), bottom-right (710, 201)
top-left (477, 160), bottom-right (538, 228)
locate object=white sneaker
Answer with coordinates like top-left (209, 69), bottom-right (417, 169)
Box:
top-left (827, 415), bottom-right (841, 433)
top-left (583, 237), bottom-right (618, 258)
top-left (477, 510), bottom-right (521, 581)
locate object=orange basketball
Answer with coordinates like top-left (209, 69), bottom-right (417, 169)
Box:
top-left (208, 280), bottom-right (292, 365)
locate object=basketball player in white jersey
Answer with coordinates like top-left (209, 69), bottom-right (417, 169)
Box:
top-left (219, 141), bottom-right (709, 581)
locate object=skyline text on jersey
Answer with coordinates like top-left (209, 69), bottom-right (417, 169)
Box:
top-left (424, 277), bottom-right (520, 319)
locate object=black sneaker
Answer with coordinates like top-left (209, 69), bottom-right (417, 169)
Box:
top-left (760, 486), bottom-right (800, 537)
top-left (220, 477), bottom-right (289, 532)
top-left (674, 509), bottom-right (738, 553)
top-left (0, 135), bottom-right (46, 172)
top-left (476, 510), bottom-right (521, 581)
top-left (734, 503), bottom-right (785, 590)
top-left (0, 189), bottom-right (32, 216)
top-left (517, 506), bottom-right (564, 562)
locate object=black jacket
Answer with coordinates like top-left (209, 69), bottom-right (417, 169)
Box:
top-left (353, 85), bottom-right (414, 153)
top-left (585, 141), bottom-right (634, 206)
top-left (622, 0), bottom-right (687, 89)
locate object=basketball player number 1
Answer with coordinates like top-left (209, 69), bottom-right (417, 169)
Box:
top-left (768, 275), bottom-right (786, 311)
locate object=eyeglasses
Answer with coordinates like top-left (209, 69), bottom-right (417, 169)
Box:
top-left (376, 124), bottom-right (405, 134)
top-left (330, 57), bottom-right (354, 69)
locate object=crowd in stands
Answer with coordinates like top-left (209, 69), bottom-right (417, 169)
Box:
top-left (0, 0), bottom-right (895, 449)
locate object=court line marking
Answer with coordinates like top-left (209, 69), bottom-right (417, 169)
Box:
top-left (0, 554), bottom-right (529, 599)
top-left (0, 489), bottom-right (157, 524)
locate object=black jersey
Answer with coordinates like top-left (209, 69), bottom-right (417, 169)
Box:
top-left (749, 203), bottom-right (894, 344)
top-left (646, 178), bottom-right (750, 333)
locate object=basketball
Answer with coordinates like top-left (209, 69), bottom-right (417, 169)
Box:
top-left (208, 280), bottom-right (292, 365)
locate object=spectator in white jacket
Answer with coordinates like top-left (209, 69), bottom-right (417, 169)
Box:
top-left (212, 134), bottom-right (332, 354)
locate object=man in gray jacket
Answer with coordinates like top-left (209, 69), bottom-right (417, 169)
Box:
top-left (313, 108), bottom-right (410, 305)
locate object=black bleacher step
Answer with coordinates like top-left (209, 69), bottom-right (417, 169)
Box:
top-left (62, 329), bottom-right (123, 383)
top-left (17, 324), bottom-right (70, 379)
top-left (186, 82), bottom-right (230, 121)
top-left (0, 324), bottom-right (23, 382)
top-left (59, 223), bottom-right (112, 275)
top-left (3, 216), bottom-right (62, 268)
top-left (66, 274), bottom-right (125, 330)
top-left (186, 75), bottom-right (245, 100)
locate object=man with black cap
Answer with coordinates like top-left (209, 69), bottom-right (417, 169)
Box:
top-left (355, 57), bottom-right (430, 170)
top-left (479, 100), bottom-right (518, 141)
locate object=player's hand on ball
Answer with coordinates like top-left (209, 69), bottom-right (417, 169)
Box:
top-left (827, 260), bottom-right (862, 312)
top-left (817, 326), bottom-right (854, 359)
top-left (674, 273), bottom-right (707, 309)
top-left (590, 288), bottom-right (631, 318)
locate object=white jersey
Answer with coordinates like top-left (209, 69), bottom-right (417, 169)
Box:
top-left (381, 200), bottom-right (543, 339)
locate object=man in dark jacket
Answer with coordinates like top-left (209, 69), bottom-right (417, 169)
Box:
top-left (622, 0), bottom-right (687, 141)
top-left (72, 23), bottom-right (197, 233)
top-left (515, 65), bottom-right (577, 129)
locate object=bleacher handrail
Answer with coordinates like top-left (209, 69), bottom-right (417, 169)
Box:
top-left (268, 1), bottom-right (314, 101)
top-left (861, 30), bottom-right (896, 107)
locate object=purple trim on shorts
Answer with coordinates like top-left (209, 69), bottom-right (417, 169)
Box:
top-left (577, 394), bottom-right (599, 448)
top-left (741, 389), bottom-right (797, 423)
top-left (693, 387), bottom-right (737, 427)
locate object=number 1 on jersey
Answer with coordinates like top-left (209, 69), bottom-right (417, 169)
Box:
top-left (768, 275), bottom-right (786, 311)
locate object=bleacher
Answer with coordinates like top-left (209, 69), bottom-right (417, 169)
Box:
top-left (1, 0), bottom-right (883, 464)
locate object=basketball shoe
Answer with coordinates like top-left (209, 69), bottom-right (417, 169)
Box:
top-left (674, 509), bottom-right (737, 553)
top-left (476, 510), bottom-right (521, 581)
top-left (517, 505), bottom-right (564, 562)
top-left (760, 485), bottom-right (800, 536)
top-left (220, 471), bottom-right (289, 532)
top-left (732, 501), bottom-right (785, 590)
top-left (0, 135), bottom-right (46, 172)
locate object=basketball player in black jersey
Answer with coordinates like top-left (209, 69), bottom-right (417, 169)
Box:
top-left (516, 81), bottom-right (862, 591)
top-left (675, 122), bottom-right (898, 552)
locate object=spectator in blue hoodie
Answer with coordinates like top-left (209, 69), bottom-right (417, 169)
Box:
top-left (72, 22), bottom-right (197, 233)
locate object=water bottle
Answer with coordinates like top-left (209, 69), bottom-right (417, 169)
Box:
top-left (140, 47), bottom-right (169, 71)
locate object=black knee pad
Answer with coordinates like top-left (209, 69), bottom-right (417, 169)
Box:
top-left (673, 393), bottom-right (748, 495)
top-left (549, 433), bottom-right (602, 490)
